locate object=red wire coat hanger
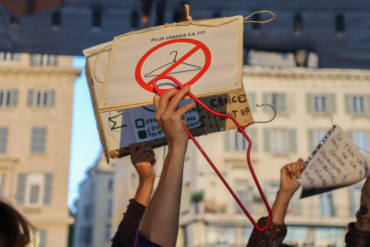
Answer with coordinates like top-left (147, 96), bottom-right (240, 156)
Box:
top-left (152, 75), bottom-right (273, 231)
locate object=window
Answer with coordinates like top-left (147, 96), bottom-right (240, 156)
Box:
top-left (354, 131), bottom-right (369, 155)
top-left (314, 227), bottom-right (344, 247)
top-left (0, 128), bottom-right (8, 154)
top-left (30, 54), bottom-right (57, 66)
top-left (0, 52), bottom-right (20, 61)
top-left (349, 185), bottom-right (362, 216)
top-left (263, 93), bottom-right (287, 113)
top-left (353, 96), bottom-right (365, 113)
top-left (320, 192), bottom-right (334, 217)
top-left (272, 129), bottom-right (289, 154)
top-left (294, 14), bottom-right (302, 33)
top-left (107, 198), bottom-right (112, 217)
top-left (0, 89), bottom-right (18, 107)
top-left (225, 128), bottom-right (257, 152)
top-left (131, 11), bottom-right (139, 28)
top-left (252, 13), bottom-right (261, 31)
top-left (306, 93), bottom-right (336, 114)
top-left (26, 174), bottom-right (44, 205)
top-left (37, 229), bottom-right (47, 247)
top-left (105, 224), bottom-right (111, 242)
top-left (264, 128), bottom-right (297, 154)
top-left (27, 89), bottom-right (56, 108)
top-left (235, 180), bottom-right (253, 214)
top-left (108, 179), bottom-right (113, 192)
top-left (267, 182), bottom-right (279, 205)
top-left (52, 11), bottom-right (61, 27)
top-left (285, 226), bottom-right (308, 245)
top-left (207, 226), bottom-right (236, 245)
top-left (31, 127), bottom-right (47, 154)
top-left (92, 10), bottom-right (102, 28)
top-left (336, 14), bottom-right (345, 33)
top-left (314, 95), bottom-right (327, 113)
top-left (308, 129), bottom-right (327, 152)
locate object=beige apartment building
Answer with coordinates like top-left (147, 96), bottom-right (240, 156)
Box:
top-left (0, 53), bottom-right (81, 247)
top-left (176, 66), bottom-right (370, 247)
top-left (73, 155), bottom-right (114, 247)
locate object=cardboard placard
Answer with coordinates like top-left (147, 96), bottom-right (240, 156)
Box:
top-left (96, 16), bottom-right (244, 112)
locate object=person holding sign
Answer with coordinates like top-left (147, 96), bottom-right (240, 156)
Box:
top-left (247, 159), bottom-right (305, 247)
top-left (135, 86), bottom-right (195, 247)
top-left (111, 143), bottom-right (156, 247)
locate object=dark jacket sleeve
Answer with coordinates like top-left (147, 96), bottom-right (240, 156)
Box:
top-left (111, 199), bottom-right (146, 247)
top-left (246, 216), bottom-right (288, 247)
top-left (345, 222), bottom-right (370, 247)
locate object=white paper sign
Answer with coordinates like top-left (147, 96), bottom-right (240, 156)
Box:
top-left (99, 16), bottom-right (244, 111)
top-left (298, 125), bottom-right (369, 198)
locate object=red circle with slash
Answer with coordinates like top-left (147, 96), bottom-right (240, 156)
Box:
top-left (135, 38), bottom-right (211, 93)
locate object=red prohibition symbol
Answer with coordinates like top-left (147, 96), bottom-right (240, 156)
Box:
top-left (135, 38), bottom-right (211, 93)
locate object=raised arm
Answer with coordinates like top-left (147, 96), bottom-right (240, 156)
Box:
top-left (111, 143), bottom-right (156, 247)
top-left (247, 158), bottom-right (304, 247)
top-left (138, 86), bottom-right (195, 247)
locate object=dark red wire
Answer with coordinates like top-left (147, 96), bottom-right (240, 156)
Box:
top-left (152, 75), bottom-right (273, 231)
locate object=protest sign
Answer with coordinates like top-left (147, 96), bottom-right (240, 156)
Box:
top-left (298, 125), bottom-right (369, 198)
top-left (84, 43), bottom-right (254, 160)
top-left (97, 15), bottom-right (244, 112)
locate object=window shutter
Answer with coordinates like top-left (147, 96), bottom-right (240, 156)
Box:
top-left (31, 127), bottom-right (47, 154)
top-left (347, 130), bottom-right (354, 142)
top-left (308, 129), bottom-right (314, 152)
top-left (345, 94), bottom-right (352, 114)
top-left (246, 92), bottom-right (256, 112)
top-left (348, 186), bottom-right (355, 215)
top-left (263, 128), bottom-right (270, 153)
top-left (289, 129), bottom-right (297, 153)
top-left (0, 128), bottom-right (8, 154)
top-left (49, 89), bottom-right (55, 107)
top-left (27, 89), bottom-right (34, 107)
top-left (329, 94), bottom-right (336, 113)
top-left (38, 229), bottom-right (47, 247)
top-left (306, 93), bottom-right (313, 113)
top-left (278, 93), bottom-right (287, 113)
top-left (16, 173), bottom-right (26, 205)
top-left (224, 131), bottom-right (231, 151)
top-left (262, 93), bottom-right (270, 112)
top-left (247, 128), bottom-right (258, 152)
top-left (11, 89), bottom-right (18, 107)
top-left (0, 174), bottom-right (4, 195)
top-left (367, 95), bottom-right (370, 114)
top-left (43, 173), bottom-right (53, 205)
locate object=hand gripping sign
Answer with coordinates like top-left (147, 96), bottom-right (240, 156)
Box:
top-left (152, 75), bottom-right (273, 232)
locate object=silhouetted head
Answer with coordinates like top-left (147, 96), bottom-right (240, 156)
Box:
top-left (0, 199), bottom-right (34, 247)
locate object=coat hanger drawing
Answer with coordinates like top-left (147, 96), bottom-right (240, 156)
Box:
top-left (145, 51), bottom-right (201, 77)
top-left (152, 75), bottom-right (273, 232)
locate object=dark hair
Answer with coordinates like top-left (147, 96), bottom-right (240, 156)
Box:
top-left (0, 199), bottom-right (34, 247)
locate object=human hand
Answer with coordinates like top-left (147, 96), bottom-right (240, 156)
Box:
top-left (129, 143), bottom-right (156, 182)
top-left (279, 158), bottom-right (305, 197)
top-left (153, 85), bottom-right (196, 147)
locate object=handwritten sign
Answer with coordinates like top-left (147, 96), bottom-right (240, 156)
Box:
top-left (83, 42), bottom-right (254, 160)
top-left (298, 125), bottom-right (369, 198)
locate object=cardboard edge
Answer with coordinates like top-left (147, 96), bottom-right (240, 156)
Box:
top-left (85, 61), bottom-right (111, 163)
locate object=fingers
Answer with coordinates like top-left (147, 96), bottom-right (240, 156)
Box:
top-left (281, 158), bottom-right (305, 179)
top-left (166, 85), bottom-right (191, 112)
top-left (129, 143), bottom-right (156, 165)
top-left (154, 88), bottom-right (179, 118)
top-left (174, 101), bottom-right (196, 118)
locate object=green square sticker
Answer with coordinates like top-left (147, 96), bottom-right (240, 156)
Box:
top-left (138, 130), bottom-right (147, 139)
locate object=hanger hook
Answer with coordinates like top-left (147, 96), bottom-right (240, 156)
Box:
top-left (253, 104), bottom-right (276, 124)
top-left (324, 112), bottom-right (334, 130)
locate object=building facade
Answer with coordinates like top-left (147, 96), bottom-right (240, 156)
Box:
top-left (0, 53), bottom-right (81, 247)
top-left (73, 155), bottom-right (114, 247)
top-left (176, 66), bottom-right (370, 247)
